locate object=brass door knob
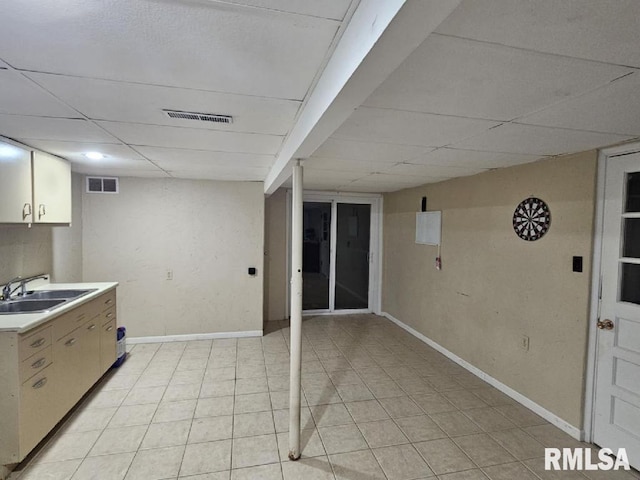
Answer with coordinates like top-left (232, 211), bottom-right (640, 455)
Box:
top-left (597, 319), bottom-right (614, 330)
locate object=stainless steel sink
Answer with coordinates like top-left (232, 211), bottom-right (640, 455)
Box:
top-left (0, 299), bottom-right (67, 314)
top-left (20, 289), bottom-right (97, 300)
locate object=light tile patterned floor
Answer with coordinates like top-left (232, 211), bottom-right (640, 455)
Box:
top-left (8, 314), bottom-right (640, 480)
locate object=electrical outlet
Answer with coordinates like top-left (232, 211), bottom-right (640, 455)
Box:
top-left (166, 269), bottom-right (173, 280)
top-left (520, 335), bottom-right (530, 351)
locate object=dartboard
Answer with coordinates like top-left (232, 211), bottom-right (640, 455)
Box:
top-left (512, 197), bottom-right (551, 241)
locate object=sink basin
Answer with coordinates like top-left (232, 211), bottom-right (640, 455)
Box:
top-left (0, 299), bottom-right (66, 314)
top-left (20, 289), bottom-right (97, 300)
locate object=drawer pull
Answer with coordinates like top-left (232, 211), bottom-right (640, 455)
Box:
top-left (106, 326), bottom-right (114, 332)
top-left (32, 377), bottom-right (47, 389)
top-left (88, 324), bottom-right (96, 331)
top-left (31, 358), bottom-right (46, 369)
top-left (65, 338), bottom-right (77, 347)
top-left (105, 298), bottom-right (113, 305)
top-left (106, 312), bottom-right (114, 318)
top-left (30, 338), bottom-right (46, 349)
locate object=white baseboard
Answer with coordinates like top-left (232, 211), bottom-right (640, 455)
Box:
top-left (127, 330), bottom-right (263, 344)
top-left (382, 312), bottom-right (584, 441)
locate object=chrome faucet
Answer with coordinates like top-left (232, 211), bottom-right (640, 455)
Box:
top-left (1, 274), bottom-right (49, 301)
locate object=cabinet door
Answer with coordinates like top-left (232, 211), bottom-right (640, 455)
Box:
top-left (100, 317), bottom-right (117, 374)
top-left (19, 364), bottom-right (58, 456)
top-left (53, 328), bottom-right (85, 414)
top-left (32, 151), bottom-right (71, 224)
top-left (0, 140), bottom-right (32, 223)
top-left (80, 317), bottom-right (101, 390)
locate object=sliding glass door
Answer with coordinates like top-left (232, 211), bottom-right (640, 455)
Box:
top-left (301, 195), bottom-right (378, 313)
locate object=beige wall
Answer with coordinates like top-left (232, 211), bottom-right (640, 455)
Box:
top-left (383, 151), bottom-right (597, 429)
top-left (264, 188), bottom-right (288, 321)
top-left (0, 225), bottom-right (52, 285)
top-left (82, 177), bottom-right (265, 337)
top-left (52, 173), bottom-right (83, 283)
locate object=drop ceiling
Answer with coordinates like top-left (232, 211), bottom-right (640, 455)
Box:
top-left (1, 0), bottom-right (639, 193)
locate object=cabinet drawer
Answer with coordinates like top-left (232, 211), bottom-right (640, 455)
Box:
top-left (102, 305), bottom-right (116, 325)
top-left (20, 346), bottom-right (52, 382)
top-left (19, 326), bottom-right (52, 362)
top-left (99, 290), bottom-right (116, 312)
top-left (53, 302), bottom-right (93, 341)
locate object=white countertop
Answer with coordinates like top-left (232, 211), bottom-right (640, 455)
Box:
top-left (0, 282), bottom-right (118, 333)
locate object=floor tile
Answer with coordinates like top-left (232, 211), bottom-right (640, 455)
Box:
top-left (180, 440), bottom-right (232, 477)
top-left (236, 377), bottom-right (268, 395)
top-left (318, 424), bottom-right (368, 455)
top-left (461, 408), bottom-right (517, 432)
top-left (125, 445), bottom-right (185, 480)
top-left (378, 396), bottom-right (423, 418)
top-left (358, 419), bottom-right (409, 448)
top-left (280, 456), bottom-right (335, 480)
top-left (36, 430), bottom-right (102, 464)
top-left (232, 434), bottom-right (279, 469)
top-left (303, 386), bottom-right (342, 406)
top-left (524, 457), bottom-right (589, 479)
top-left (141, 420), bottom-right (191, 449)
top-left (231, 463), bottom-right (282, 480)
top-left (233, 411), bottom-right (275, 437)
top-left (365, 380), bottom-right (406, 399)
top-left (335, 384), bottom-right (374, 402)
top-left (494, 404), bottom-right (548, 428)
top-left (234, 393), bottom-right (272, 414)
top-left (413, 438), bottom-right (475, 475)
top-left (489, 428), bottom-right (546, 460)
top-left (395, 415), bottom-right (447, 442)
top-left (163, 383), bottom-right (202, 402)
top-left (153, 399), bottom-right (197, 423)
top-left (470, 387), bottom-right (515, 407)
top-left (438, 469), bottom-right (490, 480)
top-left (276, 429), bottom-right (326, 459)
top-left (482, 461), bottom-right (539, 480)
top-left (453, 433), bottom-right (516, 467)
top-left (372, 444), bottom-right (434, 480)
top-left (108, 404), bottom-right (157, 428)
top-left (84, 389), bottom-right (129, 410)
top-left (18, 459), bottom-right (81, 480)
top-left (345, 400), bottom-right (390, 423)
top-left (64, 407), bottom-right (118, 433)
top-left (523, 424), bottom-right (585, 448)
top-left (310, 404), bottom-right (355, 427)
top-left (200, 380), bottom-right (236, 398)
top-left (171, 370), bottom-right (205, 386)
top-left (412, 393), bottom-right (458, 415)
top-left (329, 449), bottom-right (386, 480)
top-left (273, 407), bottom-right (315, 433)
top-left (195, 396), bottom-right (234, 418)
top-left (443, 390), bottom-right (488, 410)
top-left (72, 452), bottom-right (134, 480)
top-left (189, 416), bottom-right (233, 443)
top-left (122, 386), bottom-right (166, 406)
top-left (89, 425), bottom-right (147, 456)
top-left (429, 411), bottom-right (483, 437)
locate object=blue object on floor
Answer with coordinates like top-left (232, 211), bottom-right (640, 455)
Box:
top-left (113, 326), bottom-right (127, 368)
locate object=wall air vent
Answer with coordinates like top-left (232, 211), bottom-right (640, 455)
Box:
top-left (163, 109), bottom-right (233, 124)
top-left (86, 176), bottom-right (119, 194)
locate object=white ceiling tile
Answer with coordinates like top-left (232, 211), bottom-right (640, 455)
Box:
top-left (311, 137), bottom-right (431, 162)
top-left (134, 146), bottom-right (275, 169)
top-left (303, 168), bottom-right (364, 184)
top-left (74, 166), bottom-right (169, 178)
top-left (0, 70), bottom-right (80, 118)
top-left (27, 73), bottom-right (301, 136)
top-left (412, 148), bottom-right (542, 169)
top-left (96, 121), bottom-right (283, 154)
top-left (365, 35), bottom-right (631, 121)
top-left (454, 123), bottom-right (633, 156)
top-left (0, 0), bottom-right (339, 99)
top-left (381, 163), bottom-right (487, 178)
top-left (518, 72), bottom-right (640, 136)
top-left (23, 140), bottom-right (145, 166)
top-left (305, 157), bottom-right (397, 173)
top-left (167, 167), bottom-right (268, 182)
top-left (0, 60), bottom-right (8, 68)
top-left (332, 107), bottom-right (499, 147)
top-left (436, 0), bottom-right (640, 67)
top-left (215, 0), bottom-right (352, 20)
top-left (0, 115), bottom-right (116, 142)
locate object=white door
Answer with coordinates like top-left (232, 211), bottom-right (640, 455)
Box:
top-left (594, 151), bottom-right (640, 469)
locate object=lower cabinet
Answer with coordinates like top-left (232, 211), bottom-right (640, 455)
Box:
top-left (0, 289), bottom-right (117, 467)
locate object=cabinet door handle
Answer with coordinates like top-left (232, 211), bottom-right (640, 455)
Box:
top-left (65, 338), bottom-right (76, 347)
top-left (105, 298), bottom-right (113, 305)
top-left (22, 203), bottom-right (32, 220)
top-left (32, 377), bottom-right (47, 389)
top-left (31, 357), bottom-right (46, 369)
top-left (106, 312), bottom-right (114, 318)
top-left (38, 204), bottom-right (46, 219)
top-left (30, 338), bottom-right (46, 349)
top-left (88, 324), bottom-right (96, 331)
top-left (106, 326), bottom-right (114, 332)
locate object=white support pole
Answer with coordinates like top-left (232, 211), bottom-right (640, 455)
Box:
top-left (288, 161), bottom-right (303, 460)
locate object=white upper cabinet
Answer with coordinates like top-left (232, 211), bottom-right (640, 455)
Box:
top-left (0, 139), bottom-right (71, 224)
top-left (0, 140), bottom-right (33, 223)
top-left (32, 151), bottom-right (71, 224)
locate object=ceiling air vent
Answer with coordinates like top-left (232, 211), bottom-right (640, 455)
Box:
top-left (163, 109), bottom-right (233, 124)
top-left (86, 176), bottom-right (119, 194)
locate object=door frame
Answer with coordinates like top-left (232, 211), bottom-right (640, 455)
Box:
top-left (584, 141), bottom-right (640, 443)
top-left (285, 190), bottom-right (383, 317)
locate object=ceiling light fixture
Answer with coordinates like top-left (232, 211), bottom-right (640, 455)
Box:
top-left (84, 152), bottom-right (106, 161)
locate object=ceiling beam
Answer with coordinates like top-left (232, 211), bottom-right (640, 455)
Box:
top-left (263, 0), bottom-right (463, 194)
